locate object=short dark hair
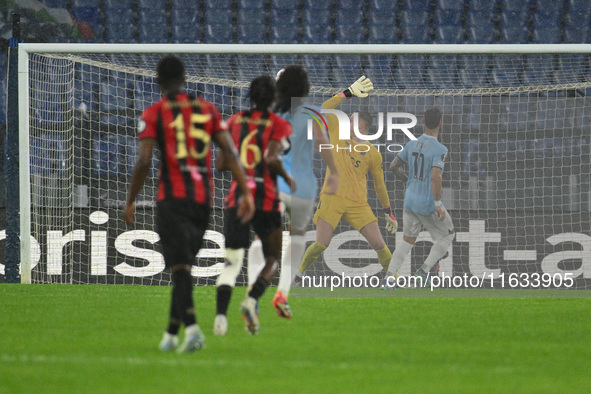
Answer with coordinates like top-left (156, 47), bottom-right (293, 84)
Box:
top-left (249, 75), bottom-right (276, 110)
top-left (424, 107), bottom-right (442, 129)
top-left (274, 65), bottom-right (310, 113)
top-left (156, 55), bottom-right (185, 87)
top-left (357, 111), bottom-right (372, 129)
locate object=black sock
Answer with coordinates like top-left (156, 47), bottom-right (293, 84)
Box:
top-left (172, 269), bottom-right (197, 327)
top-left (166, 294), bottom-right (182, 335)
top-left (248, 277), bottom-right (270, 300)
top-left (167, 321), bottom-right (181, 335)
top-left (216, 285), bottom-right (233, 316)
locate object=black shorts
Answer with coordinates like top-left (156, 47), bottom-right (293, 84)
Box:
top-left (224, 208), bottom-right (281, 250)
top-left (156, 199), bottom-right (210, 268)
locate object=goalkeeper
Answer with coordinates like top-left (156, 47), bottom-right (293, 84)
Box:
top-left (299, 76), bottom-right (398, 276)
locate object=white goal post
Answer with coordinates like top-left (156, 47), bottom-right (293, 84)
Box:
top-left (12, 43), bottom-right (591, 289)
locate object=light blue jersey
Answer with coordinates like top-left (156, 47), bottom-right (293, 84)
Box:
top-left (277, 104), bottom-right (321, 200)
top-left (398, 134), bottom-right (448, 216)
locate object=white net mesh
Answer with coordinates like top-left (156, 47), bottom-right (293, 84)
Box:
top-left (25, 47), bottom-right (591, 289)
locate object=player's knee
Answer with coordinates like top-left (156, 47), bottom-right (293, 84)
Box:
top-left (265, 257), bottom-right (279, 271)
top-left (446, 230), bottom-right (455, 242)
top-left (403, 235), bottom-right (417, 245)
top-left (216, 248), bottom-right (245, 287)
top-left (290, 226), bottom-right (307, 236)
top-left (438, 232), bottom-right (455, 247)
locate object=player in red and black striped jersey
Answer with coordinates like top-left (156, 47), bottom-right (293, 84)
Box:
top-left (214, 75), bottom-right (293, 336)
top-left (224, 107), bottom-right (291, 212)
top-left (124, 55), bottom-right (254, 353)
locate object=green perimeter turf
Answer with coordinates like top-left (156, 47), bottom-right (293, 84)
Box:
top-left (0, 284), bottom-right (590, 393)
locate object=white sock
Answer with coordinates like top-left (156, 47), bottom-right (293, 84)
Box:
top-left (247, 240), bottom-right (265, 286)
top-left (387, 240), bottom-right (413, 276)
top-left (421, 234), bottom-right (454, 272)
top-left (278, 235), bottom-right (305, 296)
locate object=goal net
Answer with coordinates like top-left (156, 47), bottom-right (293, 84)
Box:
top-left (10, 44), bottom-right (591, 290)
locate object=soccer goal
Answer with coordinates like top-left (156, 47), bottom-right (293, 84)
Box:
top-left (7, 43), bottom-right (591, 290)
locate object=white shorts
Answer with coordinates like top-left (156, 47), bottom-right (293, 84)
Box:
top-left (402, 207), bottom-right (454, 241)
top-left (280, 192), bottom-right (315, 233)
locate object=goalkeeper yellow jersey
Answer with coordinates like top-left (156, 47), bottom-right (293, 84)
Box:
top-left (319, 95), bottom-right (390, 207)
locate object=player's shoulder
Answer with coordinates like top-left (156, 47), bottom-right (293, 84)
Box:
top-left (197, 96), bottom-right (221, 114)
top-left (142, 97), bottom-right (163, 115)
top-left (419, 135), bottom-right (447, 152)
top-left (270, 111), bottom-right (291, 135)
top-left (140, 98), bottom-right (166, 125)
top-left (403, 138), bottom-right (418, 150)
top-left (225, 111), bottom-right (243, 127)
top-left (276, 110), bottom-right (290, 122)
top-left (300, 103), bottom-right (322, 113)
top-left (269, 110), bottom-right (289, 125)
top-left (434, 139), bottom-right (448, 153)
top-left (293, 103), bottom-right (322, 122)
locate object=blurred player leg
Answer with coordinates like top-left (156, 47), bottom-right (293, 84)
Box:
top-left (247, 239), bottom-right (265, 286)
top-left (359, 221), bottom-right (392, 271)
top-left (215, 208), bottom-right (249, 335)
top-left (345, 204), bottom-right (392, 273)
top-left (156, 200), bottom-right (208, 351)
top-left (177, 324), bottom-right (206, 353)
top-left (416, 209), bottom-right (455, 280)
top-left (386, 240), bottom-right (414, 280)
top-left (386, 209), bottom-right (421, 278)
top-left (243, 221), bottom-right (282, 334)
top-left (160, 284), bottom-right (182, 351)
top-left (299, 218), bottom-right (334, 273)
top-left (276, 236), bottom-right (306, 295)
top-left (275, 195), bottom-right (314, 318)
top-left (214, 248), bottom-right (245, 335)
top-left (420, 233), bottom-right (454, 273)
top-left (172, 267), bottom-right (205, 352)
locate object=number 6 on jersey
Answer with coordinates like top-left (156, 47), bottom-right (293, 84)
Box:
top-left (240, 129), bottom-right (262, 169)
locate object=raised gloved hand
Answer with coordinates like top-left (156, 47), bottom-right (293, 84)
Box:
top-left (344, 76), bottom-right (374, 98)
top-left (343, 75), bottom-right (373, 97)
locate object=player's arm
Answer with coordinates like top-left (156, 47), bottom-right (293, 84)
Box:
top-left (312, 122), bottom-right (339, 194)
top-left (125, 139), bottom-right (154, 224)
top-left (321, 76), bottom-right (374, 141)
top-left (265, 139), bottom-right (296, 192)
top-left (213, 130), bottom-right (255, 222)
top-left (432, 167), bottom-right (445, 221)
top-left (389, 156), bottom-right (408, 183)
top-left (321, 76), bottom-right (374, 109)
top-left (370, 155), bottom-right (397, 234)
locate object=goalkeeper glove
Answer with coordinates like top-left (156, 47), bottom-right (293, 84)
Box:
top-left (343, 76), bottom-right (374, 98)
top-left (383, 206), bottom-right (398, 234)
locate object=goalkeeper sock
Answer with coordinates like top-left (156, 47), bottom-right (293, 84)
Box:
top-left (167, 295), bottom-right (181, 335)
top-left (421, 233), bottom-right (454, 273)
top-left (376, 246), bottom-right (392, 271)
top-left (247, 240), bottom-right (264, 286)
top-left (387, 240), bottom-right (414, 276)
top-left (278, 235), bottom-right (305, 295)
top-left (216, 285), bottom-right (233, 316)
top-left (299, 241), bottom-right (327, 273)
top-left (172, 269), bottom-right (196, 327)
top-left (248, 276), bottom-right (270, 300)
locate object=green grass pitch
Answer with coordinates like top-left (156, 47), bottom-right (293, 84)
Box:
top-left (1, 284), bottom-right (590, 393)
